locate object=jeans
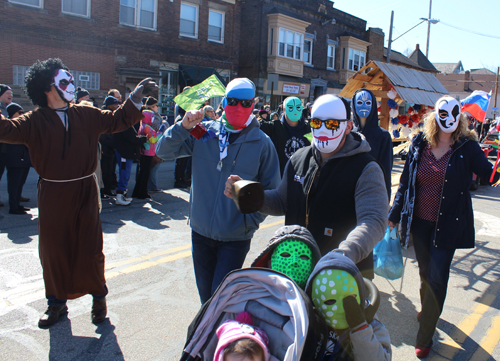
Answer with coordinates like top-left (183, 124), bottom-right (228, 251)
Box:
top-left (148, 162), bottom-right (160, 191)
top-left (47, 286), bottom-right (108, 307)
top-left (115, 151), bottom-right (133, 193)
top-left (191, 230), bottom-right (251, 304)
top-left (411, 216), bottom-right (456, 347)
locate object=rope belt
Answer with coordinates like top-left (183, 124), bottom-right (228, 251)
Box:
top-left (42, 173), bottom-right (94, 183)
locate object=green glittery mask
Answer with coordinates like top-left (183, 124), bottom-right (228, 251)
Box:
top-left (270, 239), bottom-right (314, 288)
top-left (311, 269), bottom-right (360, 330)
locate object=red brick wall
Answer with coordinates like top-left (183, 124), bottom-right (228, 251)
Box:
top-left (0, 0), bottom-right (240, 89)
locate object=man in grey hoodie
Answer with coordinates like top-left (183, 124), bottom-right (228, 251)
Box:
top-left (226, 94), bottom-right (387, 279)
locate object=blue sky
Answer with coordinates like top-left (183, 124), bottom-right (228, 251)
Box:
top-left (333, 0), bottom-right (500, 71)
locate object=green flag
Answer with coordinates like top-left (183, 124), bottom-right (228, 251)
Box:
top-left (174, 74), bottom-right (226, 112)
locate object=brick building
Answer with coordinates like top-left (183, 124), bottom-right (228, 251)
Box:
top-left (237, 0), bottom-right (386, 107)
top-left (0, 0), bottom-right (240, 116)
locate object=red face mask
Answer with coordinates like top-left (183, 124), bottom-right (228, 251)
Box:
top-left (224, 103), bottom-right (254, 130)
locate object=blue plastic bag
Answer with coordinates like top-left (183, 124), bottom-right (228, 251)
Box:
top-left (373, 226), bottom-right (404, 280)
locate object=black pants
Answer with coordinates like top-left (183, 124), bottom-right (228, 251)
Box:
top-left (0, 152), bottom-right (6, 182)
top-left (132, 155), bottom-right (152, 198)
top-left (411, 216), bottom-right (456, 347)
top-left (174, 156), bottom-right (191, 182)
top-left (101, 151), bottom-right (115, 194)
top-left (7, 166), bottom-right (30, 211)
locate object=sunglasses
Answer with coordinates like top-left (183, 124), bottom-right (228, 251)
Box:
top-left (226, 97), bottom-right (254, 108)
top-left (310, 118), bottom-right (349, 130)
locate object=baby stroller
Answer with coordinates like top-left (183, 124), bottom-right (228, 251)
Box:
top-left (179, 268), bottom-right (381, 361)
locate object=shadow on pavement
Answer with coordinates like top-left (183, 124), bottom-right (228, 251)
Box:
top-left (49, 317), bottom-right (124, 360)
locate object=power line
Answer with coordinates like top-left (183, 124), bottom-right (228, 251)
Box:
top-left (440, 21), bottom-right (500, 40)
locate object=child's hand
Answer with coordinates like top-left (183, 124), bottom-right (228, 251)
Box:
top-left (343, 295), bottom-right (366, 330)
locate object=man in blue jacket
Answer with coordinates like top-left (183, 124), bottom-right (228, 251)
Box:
top-left (156, 78), bottom-right (280, 303)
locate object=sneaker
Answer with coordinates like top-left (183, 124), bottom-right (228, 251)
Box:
top-left (415, 345), bottom-right (431, 358)
top-left (123, 195), bottom-right (133, 202)
top-left (148, 189), bottom-right (163, 193)
top-left (115, 194), bottom-right (132, 206)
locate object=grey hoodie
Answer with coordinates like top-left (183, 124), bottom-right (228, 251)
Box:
top-left (260, 132), bottom-right (387, 265)
top-left (306, 252), bottom-right (392, 361)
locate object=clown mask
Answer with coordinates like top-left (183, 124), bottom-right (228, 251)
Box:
top-left (284, 97), bottom-right (303, 122)
top-left (311, 269), bottom-right (360, 330)
top-left (435, 96), bottom-right (461, 133)
top-left (53, 69), bottom-right (75, 103)
top-left (354, 90), bottom-right (372, 118)
top-left (310, 94), bottom-right (350, 154)
top-left (270, 239), bottom-right (314, 288)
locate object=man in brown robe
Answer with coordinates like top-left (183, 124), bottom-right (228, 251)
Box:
top-left (0, 58), bottom-right (157, 327)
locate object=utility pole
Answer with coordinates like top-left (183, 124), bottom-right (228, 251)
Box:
top-left (494, 67), bottom-right (499, 109)
top-left (387, 11), bottom-right (394, 63)
top-left (426, 0), bottom-right (432, 57)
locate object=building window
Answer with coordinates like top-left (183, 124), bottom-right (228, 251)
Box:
top-left (304, 38), bottom-right (313, 65)
top-left (72, 70), bottom-right (100, 90)
top-left (269, 28), bottom-right (273, 55)
top-left (278, 29), bottom-right (302, 61)
top-left (13, 65), bottom-right (30, 86)
top-left (9, 0), bottom-right (41, 7)
top-left (120, 0), bottom-right (156, 30)
top-left (327, 45), bottom-right (335, 70)
top-left (208, 9), bottom-right (224, 43)
top-left (348, 49), bottom-right (365, 71)
top-left (62, 0), bottom-right (90, 17)
top-left (180, 2), bottom-right (198, 38)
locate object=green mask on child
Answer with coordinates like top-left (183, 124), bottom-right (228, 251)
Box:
top-left (270, 239), bottom-right (314, 288)
top-left (311, 269), bottom-right (360, 329)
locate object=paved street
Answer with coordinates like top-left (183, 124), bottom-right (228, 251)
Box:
top-left (1, 159), bottom-right (499, 360)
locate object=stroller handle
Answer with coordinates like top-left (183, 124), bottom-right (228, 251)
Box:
top-left (363, 277), bottom-right (380, 324)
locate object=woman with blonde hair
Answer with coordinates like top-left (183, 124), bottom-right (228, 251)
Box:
top-left (388, 95), bottom-right (494, 358)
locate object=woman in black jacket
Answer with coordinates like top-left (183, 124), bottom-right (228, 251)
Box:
top-left (388, 96), bottom-right (493, 358)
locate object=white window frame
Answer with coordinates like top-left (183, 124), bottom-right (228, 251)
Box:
top-left (278, 28), bottom-right (302, 61)
top-left (61, 0), bottom-right (90, 18)
top-left (180, 2), bottom-right (199, 39)
top-left (9, 0), bottom-right (42, 8)
top-left (119, 0), bottom-right (157, 30)
top-left (208, 9), bottom-right (224, 44)
top-left (327, 44), bottom-right (335, 70)
top-left (304, 38), bottom-right (313, 66)
top-left (348, 48), bottom-right (365, 72)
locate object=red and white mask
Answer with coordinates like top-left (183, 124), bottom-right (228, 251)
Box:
top-left (53, 69), bottom-right (75, 103)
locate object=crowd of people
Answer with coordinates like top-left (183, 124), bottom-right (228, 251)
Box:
top-left (0, 59), bottom-right (496, 360)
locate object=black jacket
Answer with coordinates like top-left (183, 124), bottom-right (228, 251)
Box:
top-left (260, 114), bottom-right (311, 176)
top-left (389, 132), bottom-right (493, 249)
top-left (352, 88), bottom-right (393, 199)
top-left (112, 126), bottom-right (147, 160)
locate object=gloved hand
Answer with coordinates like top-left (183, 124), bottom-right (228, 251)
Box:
top-left (343, 295), bottom-right (366, 330)
top-left (130, 78), bottom-right (158, 104)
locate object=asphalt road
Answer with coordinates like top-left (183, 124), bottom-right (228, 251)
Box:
top-left (0, 159), bottom-right (499, 360)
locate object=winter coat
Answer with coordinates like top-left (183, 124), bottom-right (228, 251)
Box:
top-left (260, 114), bottom-right (311, 177)
top-left (156, 117), bottom-right (281, 241)
top-left (139, 110), bottom-right (163, 156)
top-left (352, 88), bottom-right (393, 199)
top-left (305, 252), bottom-right (392, 361)
top-left (388, 132), bottom-right (493, 249)
top-left (112, 125), bottom-right (147, 160)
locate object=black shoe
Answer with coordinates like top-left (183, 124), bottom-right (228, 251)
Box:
top-left (19, 206), bottom-right (30, 211)
top-left (38, 305), bottom-right (68, 328)
top-left (103, 190), bottom-right (116, 197)
top-left (137, 194), bottom-right (151, 200)
top-left (9, 209), bottom-right (27, 215)
top-left (20, 196), bottom-right (30, 202)
top-left (91, 298), bottom-right (107, 324)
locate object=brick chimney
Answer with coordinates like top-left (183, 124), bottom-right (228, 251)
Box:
top-left (464, 70), bottom-right (470, 92)
top-left (416, 44), bottom-right (420, 51)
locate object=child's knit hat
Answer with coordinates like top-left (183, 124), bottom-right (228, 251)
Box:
top-left (214, 312), bottom-right (270, 361)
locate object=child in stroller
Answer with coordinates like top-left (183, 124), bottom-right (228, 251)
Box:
top-left (180, 226), bottom-right (391, 361)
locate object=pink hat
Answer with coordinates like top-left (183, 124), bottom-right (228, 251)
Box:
top-left (214, 312), bottom-right (270, 361)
